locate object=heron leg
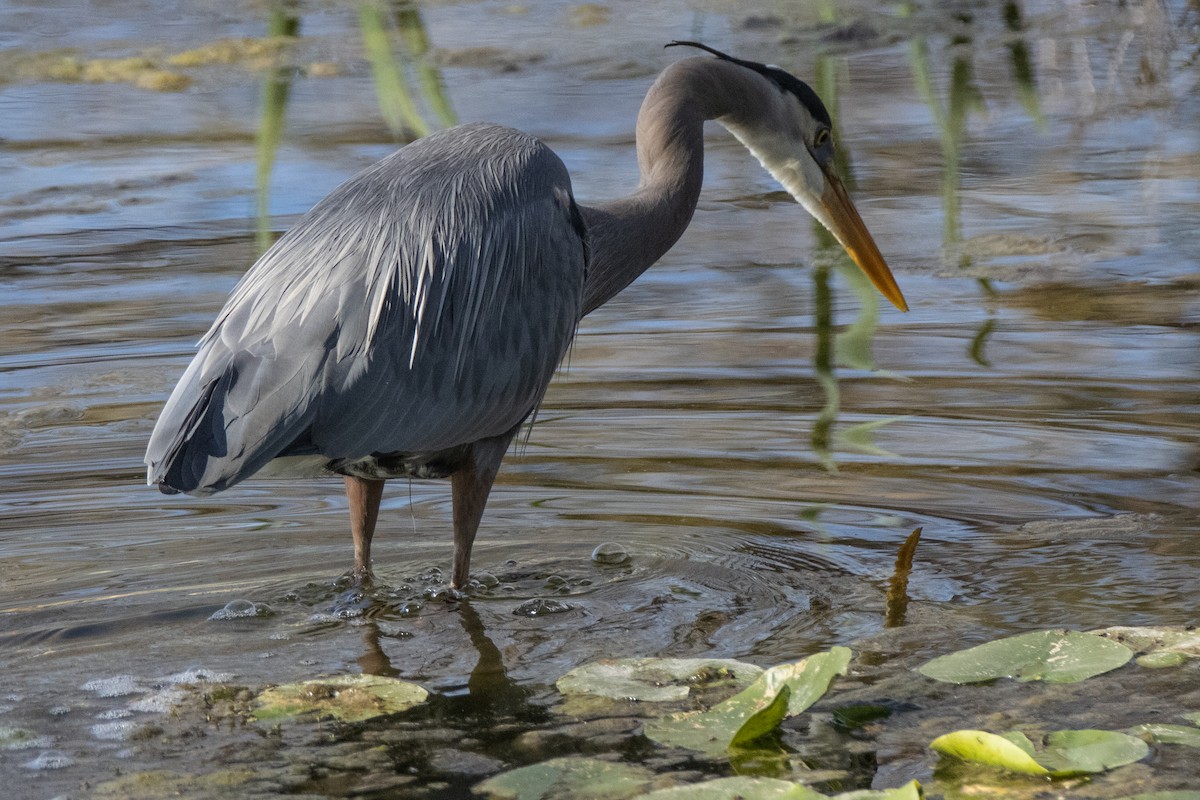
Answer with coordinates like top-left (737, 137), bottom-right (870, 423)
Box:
top-left (450, 427), bottom-right (519, 589)
top-left (344, 475), bottom-right (385, 581)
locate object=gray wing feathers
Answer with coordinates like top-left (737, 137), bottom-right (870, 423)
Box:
top-left (146, 123), bottom-right (586, 494)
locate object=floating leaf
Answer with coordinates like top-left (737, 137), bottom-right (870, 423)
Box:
top-left (643, 648), bottom-right (851, 756)
top-left (780, 646), bottom-right (852, 716)
top-left (1036, 729), bottom-right (1149, 775)
top-left (632, 778), bottom-right (923, 800)
top-left (1129, 723), bottom-right (1200, 748)
top-left (918, 630), bottom-right (1131, 684)
top-left (633, 776), bottom-right (825, 800)
top-left (476, 757), bottom-right (653, 800)
top-left (930, 730), bottom-right (1049, 775)
top-left (1093, 626), bottom-right (1200, 661)
top-left (556, 658), bottom-right (762, 702)
top-left (1136, 651), bottom-right (1189, 668)
top-left (995, 730), bottom-right (1042, 762)
top-left (1121, 793), bottom-right (1200, 800)
top-left (252, 674), bottom-right (428, 722)
top-left (643, 678), bottom-right (791, 757)
top-left (932, 728), bottom-right (1148, 777)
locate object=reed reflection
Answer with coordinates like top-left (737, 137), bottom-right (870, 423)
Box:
top-left (255, 0), bottom-right (457, 252)
top-left (254, 2), bottom-right (301, 252)
top-left (805, 46), bottom-right (893, 472)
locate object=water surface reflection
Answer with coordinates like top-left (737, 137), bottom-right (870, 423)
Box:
top-left (1, 0), bottom-right (1199, 794)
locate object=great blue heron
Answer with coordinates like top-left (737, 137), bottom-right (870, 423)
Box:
top-left (146, 41), bottom-right (908, 590)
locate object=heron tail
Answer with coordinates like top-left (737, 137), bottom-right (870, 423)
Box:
top-left (145, 366), bottom-right (235, 496)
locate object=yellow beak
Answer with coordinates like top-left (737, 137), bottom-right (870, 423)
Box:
top-left (819, 172), bottom-right (908, 312)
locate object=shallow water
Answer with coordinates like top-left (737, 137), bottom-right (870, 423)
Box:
top-left (2, 0), bottom-right (1199, 796)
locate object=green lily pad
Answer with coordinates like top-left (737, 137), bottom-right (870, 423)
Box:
top-left (555, 658), bottom-right (763, 702)
top-left (643, 676), bottom-right (791, 757)
top-left (1093, 626), bottom-right (1200, 661)
top-left (779, 646), bottom-right (853, 716)
top-left (1035, 729), bottom-right (1149, 775)
top-left (930, 730), bottom-right (1049, 775)
top-left (918, 630), bottom-right (1132, 684)
top-left (91, 768), bottom-right (260, 800)
top-left (1129, 723), bottom-right (1200, 748)
top-left (931, 728), bottom-right (1148, 777)
top-left (633, 776), bottom-right (825, 800)
top-left (632, 778), bottom-right (923, 800)
top-left (252, 674), bottom-right (428, 722)
top-left (643, 648), bottom-right (851, 757)
top-left (1136, 651), bottom-right (1189, 668)
top-left (476, 757), bottom-right (654, 800)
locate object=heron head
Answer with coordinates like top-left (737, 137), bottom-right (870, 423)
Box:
top-left (666, 41), bottom-right (908, 312)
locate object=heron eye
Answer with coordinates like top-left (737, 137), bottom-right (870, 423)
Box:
top-left (813, 128), bottom-right (831, 148)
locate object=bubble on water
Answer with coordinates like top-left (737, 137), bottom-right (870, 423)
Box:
top-left (96, 709), bottom-right (132, 720)
top-left (81, 676), bottom-right (141, 697)
top-left (209, 599), bottom-right (274, 620)
top-left (25, 750), bottom-right (72, 770)
top-left (91, 720), bottom-right (136, 741)
top-left (308, 602), bottom-right (369, 622)
top-left (397, 601), bottom-right (423, 617)
top-left (512, 598), bottom-right (574, 617)
top-left (47, 706), bottom-right (71, 717)
top-left (375, 623), bottom-right (412, 639)
top-left (421, 585), bottom-right (463, 602)
top-left (544, 574), bottom-right (567, 588)
top-left (416, 567), bottom-right (444, 584)
top-left (591, 542), bottom-right (629, 565)
top-left (474, 572), bottom-right (500, 589)
top-left (267, 632), bottom-right (291, 641)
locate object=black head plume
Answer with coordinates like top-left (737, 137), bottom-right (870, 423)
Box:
top-left (665, 40), bottom-right (832, 128)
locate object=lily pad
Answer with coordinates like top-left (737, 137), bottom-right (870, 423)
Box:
top-left (1136, 651), bottom-right (1189, 668)
top-left (643, 648), bottom-right (851, 756)
top-left (929, 730), bottom-right (1048, 775)
top-left (633, 777), bottom-right (825, 800)
top-left (1035, 729), bottom-right (1149, 775)
top-left (931, 728), bottom-right (1148, 777)
top-left (779, 646), bottom-right (853, 716)
top-left (918, 630), bottom-right (1132, 684)
top-left (632, 778), bottom-right (923, 800)
top-left (1092, 626), bottom-right (1200, 661)
top-left (556, 658), bottom-right (763, 702)
top-left (476, 757), bottom-right (654, 800)
top-left (1128, 723), bottom-right (1200, 748)
top-left (252, 674), bottom-right (428, 722)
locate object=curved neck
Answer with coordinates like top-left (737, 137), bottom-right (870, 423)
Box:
top-left (578, 57), bottom-right (779, 316)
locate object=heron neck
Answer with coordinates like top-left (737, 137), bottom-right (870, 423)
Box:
top-left (579, 57), bottom-right (771, 316)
